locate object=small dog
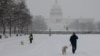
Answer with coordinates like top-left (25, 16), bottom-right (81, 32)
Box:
top-left (62, 46), bottom-right (68, 55)
top-left (21, 41), bottom-right (24, 45)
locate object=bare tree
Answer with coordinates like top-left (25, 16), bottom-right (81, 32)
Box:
top-left (0, 0), bottom-right (32, 36)
top-left (32, 15), bottom-right (47, 31)
top-left (97, 22), bottom-right (100, 32)
top-left (13, 0), bottom-right (32, 34)
top-left (0, 0), bottom-right (14, 35)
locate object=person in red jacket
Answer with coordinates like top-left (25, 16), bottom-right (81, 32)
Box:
top-left (70, 32), bottom-right (78, 54)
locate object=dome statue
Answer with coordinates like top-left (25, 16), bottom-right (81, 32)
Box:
top-left (50, 0), bottom-right (63, 19)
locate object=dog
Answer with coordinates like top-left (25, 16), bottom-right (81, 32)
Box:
top-left (62, 46), bottom-right (68, 55)
top-left (21, 40), bottom-right (24, 45)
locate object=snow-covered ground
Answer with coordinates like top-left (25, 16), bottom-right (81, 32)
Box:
top-left (0, 34), bottom-right (100, 56)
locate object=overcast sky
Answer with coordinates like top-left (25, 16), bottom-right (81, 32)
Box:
top-left (26, 0), bottom-right (100, 20)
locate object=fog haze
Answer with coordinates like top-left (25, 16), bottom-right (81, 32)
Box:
top-left (26, 0), bottom-right (100, 21)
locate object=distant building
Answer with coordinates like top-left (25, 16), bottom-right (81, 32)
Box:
top-left (44, 0), bottom-right (95, 32)
top-left (45, 0), bottom-right (68, 31)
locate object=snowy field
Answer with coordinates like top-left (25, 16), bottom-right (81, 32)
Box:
top-left (0, 34), bottom-right (100, 56)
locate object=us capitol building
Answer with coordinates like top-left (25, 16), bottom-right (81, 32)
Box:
top-left (45, 0), bottom-right (70, 31)
top-left (44, 0), bottom-right (94, 31)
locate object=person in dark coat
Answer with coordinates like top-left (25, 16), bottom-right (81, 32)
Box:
top-left (70, 32), bottom-right (78, 54)
top-left (29, 33), bottom-right (33, 44)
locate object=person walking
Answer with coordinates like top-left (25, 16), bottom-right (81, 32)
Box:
top-left (70, 32), bottom-right (78, 54)
top-left (29, 33), bottom-right (33, 44)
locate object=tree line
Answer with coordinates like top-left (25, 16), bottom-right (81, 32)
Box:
top-left (0, 0), bottom-right (32, 36)
top-left (68, 19), bottom-right (100, 32)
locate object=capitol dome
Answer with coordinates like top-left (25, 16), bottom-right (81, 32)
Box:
top-left (50, 0), bottom-right (63, 19)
